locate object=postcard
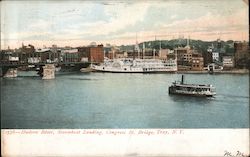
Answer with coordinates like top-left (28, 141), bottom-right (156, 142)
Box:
top-left (1, 0), bottom-right (249, 156)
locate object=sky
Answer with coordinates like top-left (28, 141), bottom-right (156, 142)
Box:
top-left (0, 0), bottom-right (249, 49)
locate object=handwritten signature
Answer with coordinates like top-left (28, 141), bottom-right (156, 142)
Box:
top-left (224, 150), bottom-right (248, 157)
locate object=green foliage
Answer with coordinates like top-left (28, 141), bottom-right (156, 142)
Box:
top-left (119, 39), bottom-right (242, 54)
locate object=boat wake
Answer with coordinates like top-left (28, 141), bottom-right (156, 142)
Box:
top-left (69, 78), bottom-right (99, 81)
top-left (218, 94), bottom-right (249, 99)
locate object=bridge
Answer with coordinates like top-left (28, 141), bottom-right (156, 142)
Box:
top-left (0, 60), bottom-right (93, 78)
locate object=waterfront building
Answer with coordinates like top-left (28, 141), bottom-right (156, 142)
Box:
top-left (175, 46), bottom-right (199, 68)
top-left (19, 44), bottom-right (36, 63)
top-left (166, 50), bottom-right (176, 60)
top-left (191, 53), bottom-right (204, 71)
top-left (77, 45), bottom-right (104, 63)
top-left (203, 48), bottom-right (213, 67)
top-left (115, 51), bottom-right (126, 58)
top-left (50, 45), bottom-right (61, 63)
top-left (90, 44), bottom-right (104, 63)
top-left (36, 48), bottom-right (54, 63)
top-left (158, 49), bottom-right (167, 60)
top-left (212, 51), bottom-right (219, 62)
top-left (175, 47), bottom-right (191, 66)
top-left (208, 39), bottom-right (227, 63)
top-left (234, 41), bottom-right (249, 68)
top-left (104, 45), bottom-right (112, 59)
top-left (126, 51), bottom-right (135, 58)
top-left (21, 44), bottom-right (35, 54)
top-left (27, 57), bottom-right (40, 63)
top-left (105, 50), bottom-right (126, 59)
top-left (222, 56), bottom-right (234, 70)
top-left (78, 47), bottom-right (90, 61)
top-left (106, 51), bottom-right (114, 59)
top-left (61, 48), bottom-right (79, 62)
top-left (0, 50), bottom-right (11, 62)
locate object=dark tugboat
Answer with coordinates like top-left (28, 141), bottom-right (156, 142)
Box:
top-left (169, 75), bottom-right (216, 97)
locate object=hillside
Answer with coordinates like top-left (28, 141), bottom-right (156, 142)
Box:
top-left (119, 39), bottom-right (236, 54)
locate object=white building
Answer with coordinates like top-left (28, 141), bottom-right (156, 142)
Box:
top-left (223, 56), bottom-right (234, 69)
top-left (212, 52), bottom-right (219, 61)
top-left (28, 57), bottom-right (40, 63)
top-left (61, 49), bottom-right (78, 54)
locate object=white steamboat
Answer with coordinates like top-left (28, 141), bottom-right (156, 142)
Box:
top-left (91, 58), bottom-right (177, 73)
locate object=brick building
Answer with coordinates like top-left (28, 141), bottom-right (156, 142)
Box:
top-left (234, 41), bottom-right (249, 68)
top-left (77, 44), bottom-right (104, 63)
top-left (175, 47), bottom-right (193, 66)
top-left (89, 45), bottom-right (104, 63)
top-left (202, 51), bottom-right (212, 67)
top-left (191, 53), bottom-right (204, 71)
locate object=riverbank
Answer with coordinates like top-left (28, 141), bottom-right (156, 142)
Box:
top-left (177, 69), bottom-right (249, 74)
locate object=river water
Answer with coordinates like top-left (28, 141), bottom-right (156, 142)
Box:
top-left (1, 72), bottom-right (249, 128)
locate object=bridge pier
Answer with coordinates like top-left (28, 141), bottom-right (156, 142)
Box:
top-left (3, 68), bottom-right (17, 78)
top-left (0, 67), bottom-right (11, 77)
top-left (42, 64), bottom-right (55, 79)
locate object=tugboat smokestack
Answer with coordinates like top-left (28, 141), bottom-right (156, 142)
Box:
top-left (181, 75), bottom-right (184, 84)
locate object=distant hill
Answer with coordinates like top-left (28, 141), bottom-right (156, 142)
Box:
top-left (119, 39), bottom-right (238, 54)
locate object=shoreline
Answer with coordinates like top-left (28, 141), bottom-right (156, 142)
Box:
top-left (177, 69), bottom-right (249, 74)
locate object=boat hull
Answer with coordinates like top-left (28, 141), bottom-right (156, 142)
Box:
top-left (91, 65), bottom-right (177, 73)
top-left (169, 86), bottom-right (215, 97)
top-left (93, 69), bottom-right (177, 73)
top-left (169, 91), bottom-right (214, 97)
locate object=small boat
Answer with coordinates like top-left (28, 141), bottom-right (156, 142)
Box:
top-left (169, 75), bottom-right (216, 97)
top-left (80, 67), bottom-right (96, 72)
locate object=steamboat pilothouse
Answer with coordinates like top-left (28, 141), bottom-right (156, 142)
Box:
top-left (169, 75), bottom-right (216, 97)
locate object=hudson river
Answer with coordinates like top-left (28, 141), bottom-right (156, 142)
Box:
top-left (1, 72), bottom-right (249, 128)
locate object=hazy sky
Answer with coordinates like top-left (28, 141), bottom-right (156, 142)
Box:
top-left (1, 0), bottom-right (249, 49)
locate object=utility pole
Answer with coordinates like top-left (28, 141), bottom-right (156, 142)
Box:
top-left (153, 48), bottom-right (156, 59)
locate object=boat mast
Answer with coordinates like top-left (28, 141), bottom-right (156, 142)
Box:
top-left (153, 35), bottom-right (156, 59)
top-left (137, 33), bottom-right (139, 58)
top-left (153, 49), bottom-right (156, 59)
top-left (159, 39), bottom-right (161, 59)
top-left (143, 42), bottom-right (145, 59)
